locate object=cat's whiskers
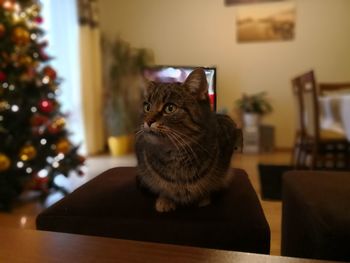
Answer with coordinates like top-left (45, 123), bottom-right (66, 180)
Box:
top-left (157, 126), bottom-right (199, 170)
top-left (167, 128), bottom-right (212, 157)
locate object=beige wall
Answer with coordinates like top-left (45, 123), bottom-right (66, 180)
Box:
top-left (98, 0), bottom-right (350, 148)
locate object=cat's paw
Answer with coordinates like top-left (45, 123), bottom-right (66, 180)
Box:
top-left (155, 196), bottom-right (176, 213)
top-left (198, 197), bottom-right (211, 207)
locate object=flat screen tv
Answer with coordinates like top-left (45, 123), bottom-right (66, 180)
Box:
top-left (143, 66), bottom-right (217, 111)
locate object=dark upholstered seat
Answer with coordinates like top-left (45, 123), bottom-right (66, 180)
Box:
top-left (37, 167), bottom-right (270, 254)
top-left (282, 170), bottom-right (350, 262)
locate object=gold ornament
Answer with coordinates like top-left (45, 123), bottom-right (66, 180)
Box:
top-left (19, 145), bottom-right (37, 161)
top-left (55, 139), bottom-right (70, 154)
top-left (0, 153), bottom-right (11, 172)
top-left (0, 24), bottom-right (5, 38)
top-left (0, 100), bottom-right (10, 111)
top-left (54, 117), bottom-right (66, 129)
top-left (19, 55), bottom-right (33, 66)
top-left (12, 27), bottom-right (30, 46)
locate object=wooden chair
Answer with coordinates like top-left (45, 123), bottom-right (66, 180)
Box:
top-left (291, 71), bottom-right (350, 170)
top-left (319, 82), bottom-right (350, 95)
top-left (290, 78), bottom-right (304, 169)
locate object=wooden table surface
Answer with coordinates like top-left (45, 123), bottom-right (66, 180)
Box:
top-left (0, 227), bottom-right (338, 263)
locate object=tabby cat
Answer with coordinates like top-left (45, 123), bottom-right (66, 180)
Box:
top-left (135, 68), bottom-right (239, 212)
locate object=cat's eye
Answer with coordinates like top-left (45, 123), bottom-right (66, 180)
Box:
top-left (164, 103), bottom-right (177, 114)
top-left (143, 102), bottom-right (151, 112)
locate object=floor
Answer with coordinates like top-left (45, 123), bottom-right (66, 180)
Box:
top-left (0, 151), bottom-right (291, 256)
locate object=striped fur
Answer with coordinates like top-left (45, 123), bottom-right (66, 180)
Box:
top-left (135, 68), bottom-right (237, 212)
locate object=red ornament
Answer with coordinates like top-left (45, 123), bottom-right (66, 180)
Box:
top-left (31, 114), bottom-right (49, 126)
top-left (0, 71), bottom-right (6, 82)
top-left (38, 99), bottom-right (54, 113)
top-left (43, 66), bottom-right (57, 80)
top-left (32, 173), bottom-right (49, 192)
top-left (47, 123), bottom-right (59, 134)
top-left (35, 17), bottom-right (43, 24)
top-left (40, 50), bottom-right (50, 61)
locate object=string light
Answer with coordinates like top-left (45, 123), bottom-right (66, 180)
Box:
top-left (17, 161), bottom-right (24, 168)
top-left (30, 33), bottom-right (37, 40)
top-left (11, 105), bottom-right (19, 112)
top-left (26, 167), bottom-right (32, 174)
top-left (0, 116), bottom-right (3, 121)
top-left (40, 138), bottom-right (47, 145)
top-left (2, 83), bottom-right (9, 88)
top-left (42, 76), bottom-right (50, 84)
top-left (31, 107), bottom-right (37, 113)
top-left (9, 85), bottom-right (15, 91)
top-left (38, 169), bottom-right (48, 178)
top-left (52, 162), bottom-right (59, 168)
top-left (3, 1), bottom-right (13, 10)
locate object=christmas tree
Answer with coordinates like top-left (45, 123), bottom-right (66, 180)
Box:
top-left (0, 0), bottom-right (85, 210)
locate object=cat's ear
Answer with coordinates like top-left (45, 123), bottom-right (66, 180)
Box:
top-left (184, 68), bottom-right (208, 100)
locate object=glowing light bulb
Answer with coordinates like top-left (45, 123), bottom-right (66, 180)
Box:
top-left (17, 161), bottom-right (24, 168)
top-left (11, 105), bottom-right (19, 112)
top-left (38, 169), bottom-right (48, 178)
top-left (42, 76), bottom-right (50, 84)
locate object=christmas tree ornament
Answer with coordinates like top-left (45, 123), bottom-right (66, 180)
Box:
top-left (11, 27), bottom-right (30, 45)
top-left (48, 117), bottom-right (65, 134)
top-left (19, 145), bottom-right (37, 161)
top-left (0, 100), bottom-right (10, 111)
top-left (19, 55), bottom-right (32, 66)
top-left (2, 0), bottom-right (15, 11)
top-left (34, 16), bottom-right (43, 23)
top-left (30, 113), bottom-right (48, 126)
top-left (43, 66), bottom-right (57, 80)
top-left (32, 172), bottom-right (49, 192)
top-left (0, 23), bottom-right (5, 38)
top-left (0, 153), bottom-right (11, 171)
top-left (55, 138), bottom-right (70, 154)
top-left (0, 71), bottom-right (6, 82)
top-left (38, 99), bottom-right (54, 113)
top-left (53, 117), bottom-right (65, 128)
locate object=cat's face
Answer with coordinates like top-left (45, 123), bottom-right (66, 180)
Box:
top-left (139, 68), bottom-right (210, 145)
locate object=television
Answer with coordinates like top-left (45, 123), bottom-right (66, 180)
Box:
top-left (143, 66), bottom-right (217, 111)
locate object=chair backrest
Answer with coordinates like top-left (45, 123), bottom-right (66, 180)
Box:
top-left (292, 70), bottom-right (320, 140)
top-left (291, 78), bottom-right (304, 134)
top-left (319, 82), bottom-right (350, 95)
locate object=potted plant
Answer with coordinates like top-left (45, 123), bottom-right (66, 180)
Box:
top-left (235, 92), bottom-right (272, 127)
top-left (103, 37), bottom-right (154, 156)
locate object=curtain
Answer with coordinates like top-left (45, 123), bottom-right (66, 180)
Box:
top-left (77, 0), bottom-right (105, 155)
top-left (42, 0), bottom-right (85, 153)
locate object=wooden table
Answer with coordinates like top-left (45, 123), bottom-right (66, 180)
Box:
top-left (0, 228), bottom-right (339, 263)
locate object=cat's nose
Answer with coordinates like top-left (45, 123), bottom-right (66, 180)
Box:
top-left (144, 119), bottom-right (157, 129)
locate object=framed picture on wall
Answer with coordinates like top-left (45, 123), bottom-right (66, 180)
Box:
top-left (236, 1), bottom-right (296, 42)
top-left (225, 0), bottom-right (285, 5)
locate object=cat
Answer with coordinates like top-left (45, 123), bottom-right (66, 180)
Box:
top-left (135, 68), bottom-right (240, 212)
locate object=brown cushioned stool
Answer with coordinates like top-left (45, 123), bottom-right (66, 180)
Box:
top-left (282, 170), bottom-right (350, 262)
top-left (37, 167), bottom-right (270, 254)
